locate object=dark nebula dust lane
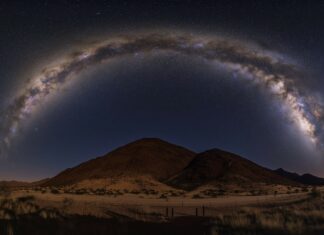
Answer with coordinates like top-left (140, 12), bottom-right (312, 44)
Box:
top-left (1, 31), bottom-right (323, 157)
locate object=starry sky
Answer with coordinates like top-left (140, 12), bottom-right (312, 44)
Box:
top-left (1, 0), bottom-right (324, 181)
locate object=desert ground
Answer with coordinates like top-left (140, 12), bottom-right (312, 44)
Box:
top-left (1, 140), bottom-right (324, 234)
top-left (1, 185), bottom-right (324, 235)
top-left (6, 187), bottom-right (315, 218)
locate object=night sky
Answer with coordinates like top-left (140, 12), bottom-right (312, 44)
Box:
top-left (1, 0), bottom-right (324, 181)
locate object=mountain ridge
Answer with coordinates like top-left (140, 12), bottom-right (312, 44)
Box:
top-left (168, 148), bottom-right (296, 190)
top-left (274, 168), bottom-right (324, 185)
top-left (43, 138), bottom-right (196, 186)
top-left (30, 138), bottom-right (324, 190)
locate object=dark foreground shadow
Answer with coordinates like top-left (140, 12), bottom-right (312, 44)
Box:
top-left (1, 215), bottom-right (324, 235)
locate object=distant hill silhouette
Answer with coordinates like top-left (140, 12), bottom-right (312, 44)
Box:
top-left (44, 138), bottom-right (195, 186)
top-left (0, 178), bottom-right (50, 189)
top-left (41, 138), bottom-right (324, 190)
top-left (274, 168), bottom-right (324, 185)
top-left (168, 149), bottom-right (295, 190)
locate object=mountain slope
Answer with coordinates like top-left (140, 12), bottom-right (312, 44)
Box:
top-left (0, 178), bottom-right (50, 189)
top-left (274, 168), bottom-right (324, 185)
top-left (168, 149), bottom-right (295, 190)
top-left (44, 138), bottom-right (195, 186)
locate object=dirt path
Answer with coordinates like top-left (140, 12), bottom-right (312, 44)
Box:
top-left (10, 191), bottom-right (311, 219)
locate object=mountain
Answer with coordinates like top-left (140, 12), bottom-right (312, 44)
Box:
top-left (44, 138), bottom-right (195, 186)
top-left (43, 138), bottom-right (321, 190)
top-left (168, 149), bottom-right (295, 190)
top-left (0, 178), bottom-right (50, 190)
top-left (0, 181), bottom-right (31, 189)
top-left (274, 168), bottom-right (324, 185)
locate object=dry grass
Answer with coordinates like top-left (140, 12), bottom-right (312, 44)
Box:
top-left (209, 190), bottom-right (324, 234)
top-left (1, 186), bottom-right (324, 234)
top-left (0, 196), bottom-right (62, 220)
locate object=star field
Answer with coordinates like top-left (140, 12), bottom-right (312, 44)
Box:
top-left (1, 0), bottom-right (324, 180)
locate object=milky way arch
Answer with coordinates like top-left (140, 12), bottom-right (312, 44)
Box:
top-left (1, 31), bottom-right (324, 155)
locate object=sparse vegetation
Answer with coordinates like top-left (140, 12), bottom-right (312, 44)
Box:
top-left (192, 194), bottom-right (202, 199)
top-left (159, 194), bottom-right (168, 199)
top-left (50, 188), bottom-right (60, 194)
top-left (201, 189), bottom-right (218, 197)
top-left (0, 196), bottom-right (61, 220)
top-left (62, 197), bottom-right (73, 211)
top-left (209, 194), bottom-right (324, 234)
top-left (310, 186), bottom-right (321, 198)
top-left (0, 185), bottom-right (11, 198)
top-left (1, 191), bottom-right (324, 234)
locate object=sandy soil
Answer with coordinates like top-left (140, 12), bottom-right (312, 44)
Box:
top-left (8, 190), bottom-right (313, 219)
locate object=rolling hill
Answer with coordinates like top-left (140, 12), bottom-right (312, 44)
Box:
top-left (42, 138), bottom-right (323, 190)
top-left (168, 149), bottom-right (295, 190)
top-left (43, 138), bottom-right (196, 186)
top-left (274, 168), bottom-right (324, 186)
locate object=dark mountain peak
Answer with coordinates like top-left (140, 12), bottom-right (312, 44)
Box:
top-left (125, 137), bottom-right (174, 145)
top-left (109, 138), bottom-right (185, 154)
top-left (275, 168), bottom-right (291, 173)
top-left (302, 173), bottom-right (313, 177)
top-left (274, 168), bottom-right (324, 185)
top-left (168, 148), bottom-right (293, 190)
top-left (274, 168), bottom-right (299, 177)
top-left (202, 148), bottom-right (234, 155)
top-left (44, 138), bottom-right (196, 186)
top-left (43, 138), bottom-right (322, 189)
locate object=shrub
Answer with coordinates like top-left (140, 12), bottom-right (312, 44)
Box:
top-left (310, 187), bottom-right (321, 198)
top-left (62, 197), bottom-right (73, 209)
top-left (169, 191), bottom-right (178, 197)
top-left (0, 185), bottom-right (11, 197)
top-left (51, 188), bottom-right (60, 194)
top-left (75, 189), bottom-right (87, 195)
top-left (192, 194), bottom-right (202, 199)
top-left (17, 195), bottom-right (35, 203)
top-left (218, 189), bottom-right (226, 195)
top-left (159, 194), bottom-right (168, 199)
